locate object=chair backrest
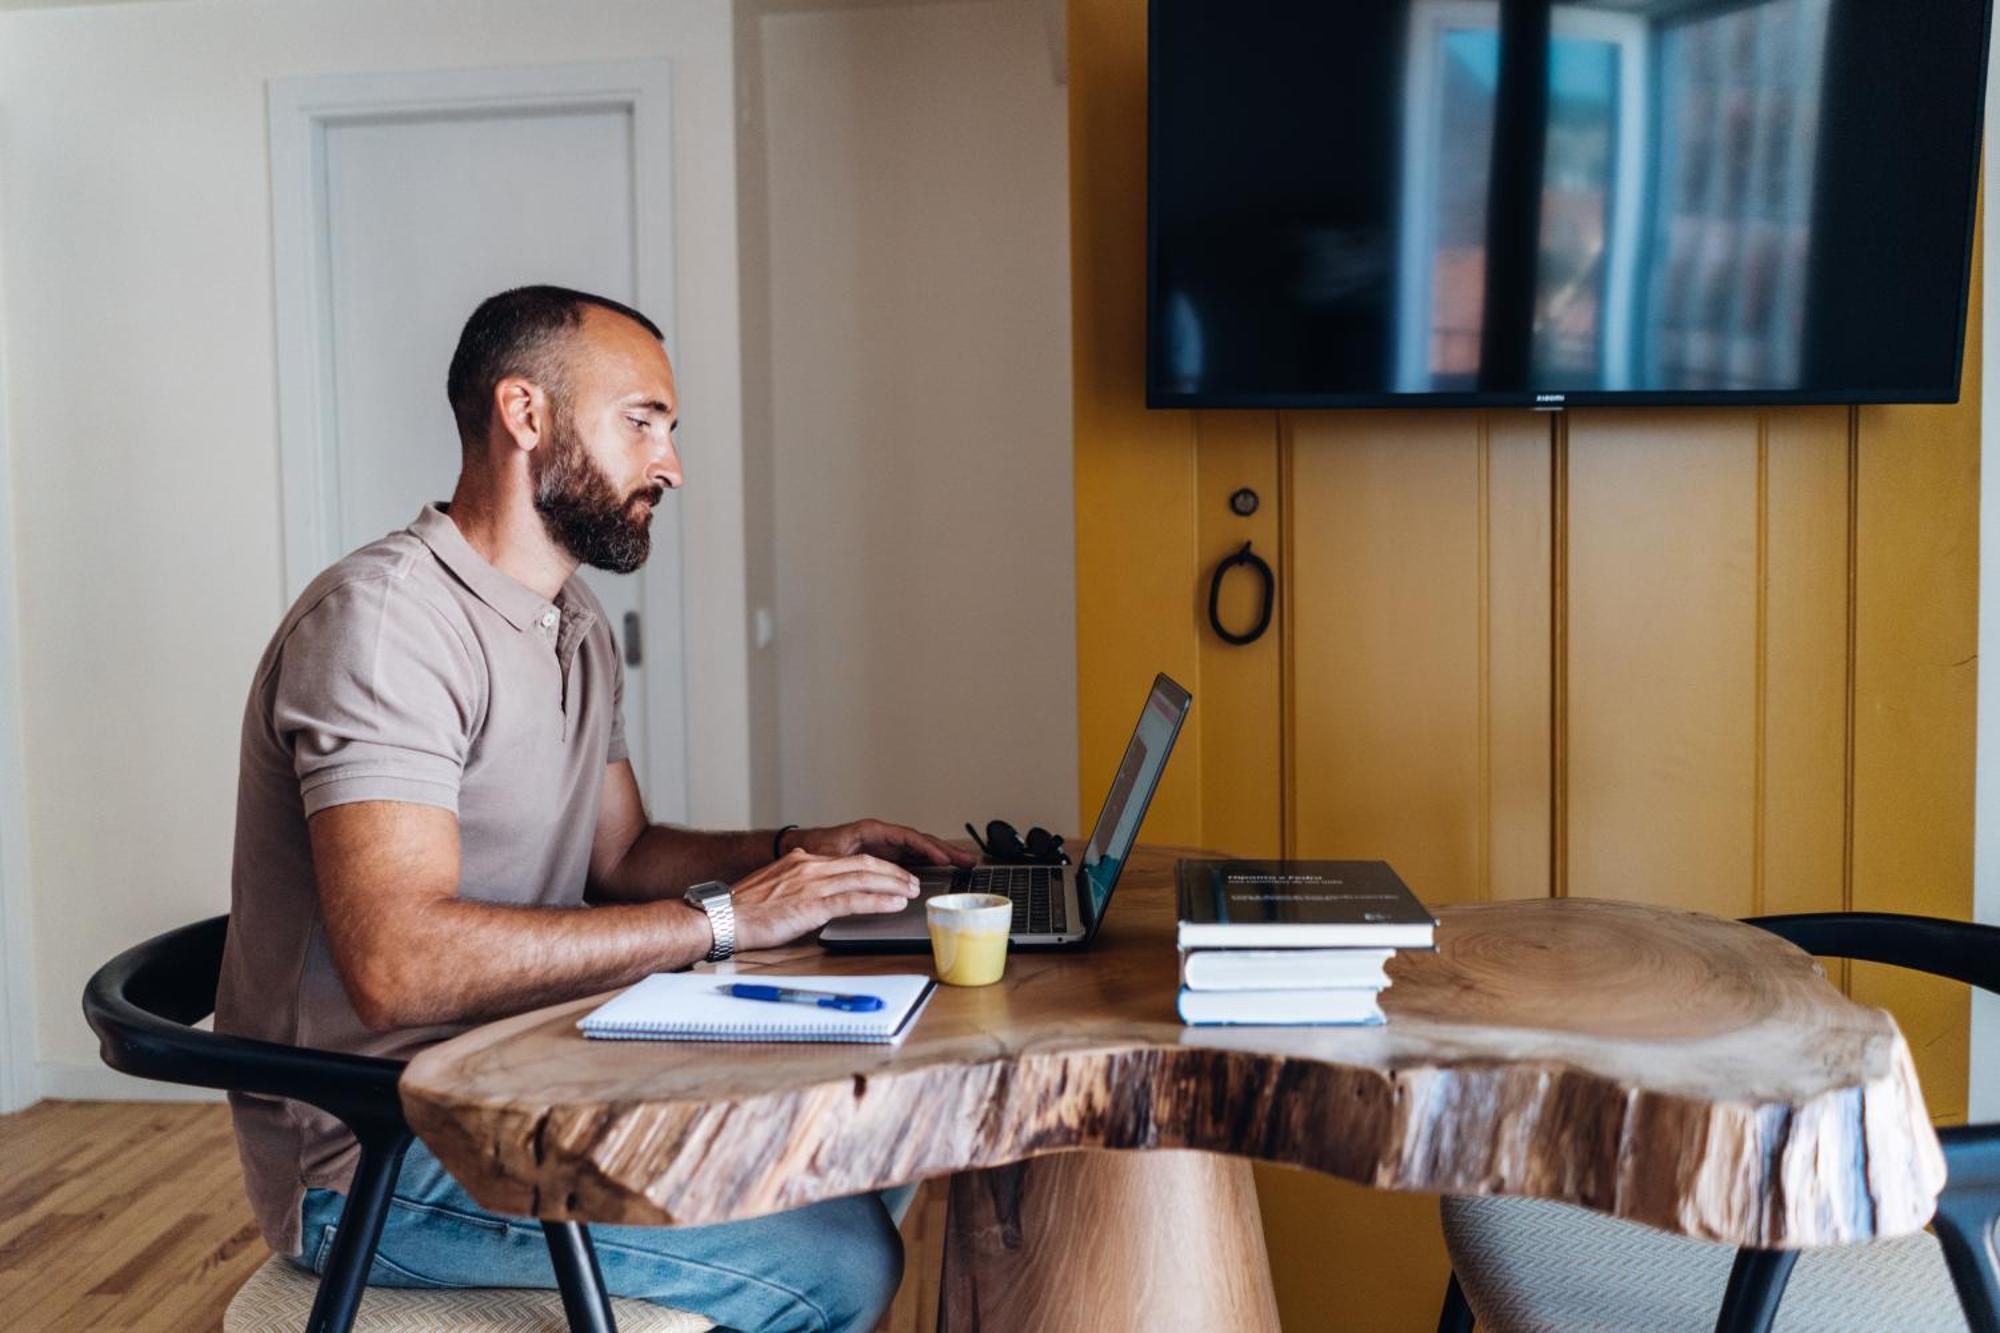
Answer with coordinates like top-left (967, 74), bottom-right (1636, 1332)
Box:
top-left (82, 914), bottom-right (409, 1139)
top-left (1747, 911), bottom-right (2000, 998)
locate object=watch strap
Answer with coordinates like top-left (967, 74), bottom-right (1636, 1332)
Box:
top-left (686, 881), bottom-right (737, 962)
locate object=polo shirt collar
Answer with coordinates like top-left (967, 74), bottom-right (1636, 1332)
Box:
top-left (411, 503), bottom-right (562, 633)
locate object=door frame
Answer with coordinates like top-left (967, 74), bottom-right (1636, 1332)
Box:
top-left (268, 60), bottom-right (735, 823)
top-left (0, 293), bottom-right (36, 1112)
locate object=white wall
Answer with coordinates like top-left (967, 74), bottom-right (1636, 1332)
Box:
top-left (0, 0), bottom-right (746, 1093)
top-left (0, 159), bottom-right (35, 1112)
top-left (1972, 8), bottom-right (2000, 1124)
top-left (744, 0), bottom-right (1079, 839)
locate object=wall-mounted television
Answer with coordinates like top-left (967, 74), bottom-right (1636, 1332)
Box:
top-left (1147, 0), bottom-right (1993, 410)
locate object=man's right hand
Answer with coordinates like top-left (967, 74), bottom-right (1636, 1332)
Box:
top-left (720, 848), bottom-right (921, 952)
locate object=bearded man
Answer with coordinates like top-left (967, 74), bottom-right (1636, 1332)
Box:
top-left (215, 286), bottom-right (969, 1332)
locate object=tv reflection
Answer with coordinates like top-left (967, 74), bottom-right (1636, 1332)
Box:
top-left (1392, 0), bottom-right (1830, 394)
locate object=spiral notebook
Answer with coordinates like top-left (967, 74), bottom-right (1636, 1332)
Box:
top-left (576, 973), bottom-right (936, 1045)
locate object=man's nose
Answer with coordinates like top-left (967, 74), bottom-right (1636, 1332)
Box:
top-left (652, 439), bottom-right (684, 490)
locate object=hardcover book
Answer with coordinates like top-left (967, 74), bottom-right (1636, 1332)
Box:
top-left (1175, 987), bottom-right (1385, 1026)
top-left (1179, 948), bottom-right (1394, 992)
top-left (1176, 859), bottom-right (1435, 949)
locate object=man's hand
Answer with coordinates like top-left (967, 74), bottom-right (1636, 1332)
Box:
top-left (786, 818), bottom-right (978, 869)
top-left (723, 849), bottom-right (925, 951)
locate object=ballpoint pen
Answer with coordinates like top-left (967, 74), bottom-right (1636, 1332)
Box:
top-left (718, 982), bottom-right (885, 1013)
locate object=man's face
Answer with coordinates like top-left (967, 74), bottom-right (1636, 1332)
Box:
top-left (531, 306), bottom-right (683, 574)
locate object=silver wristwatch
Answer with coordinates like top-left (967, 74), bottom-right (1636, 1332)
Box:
top-left (684, 880), bottom-right (737, 962)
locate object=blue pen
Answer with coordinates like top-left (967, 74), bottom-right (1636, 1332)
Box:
top-left (719, 983), bottom-right (885, 1013)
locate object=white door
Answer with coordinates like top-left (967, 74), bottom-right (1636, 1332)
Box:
top-left (318, 107), bottom-right (655, 784)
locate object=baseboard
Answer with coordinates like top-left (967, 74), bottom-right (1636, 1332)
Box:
top-left (35, 1060), bottom-right (224, 1104)
top-left (1974, 991), bottom-right (1999, 1123)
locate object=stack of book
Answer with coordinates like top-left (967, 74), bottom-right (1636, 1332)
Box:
top-left (1174, 859), bottom-right (1435, 1026)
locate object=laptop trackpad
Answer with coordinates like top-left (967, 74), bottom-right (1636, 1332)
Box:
top-left (827, 873), bottom-right (948, 937)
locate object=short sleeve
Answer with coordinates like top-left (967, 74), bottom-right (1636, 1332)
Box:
top-left (274, 578), bottom-right (482, 817)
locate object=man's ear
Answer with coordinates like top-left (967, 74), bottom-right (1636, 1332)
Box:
top-left (492, 377), bottom-right (548, 457)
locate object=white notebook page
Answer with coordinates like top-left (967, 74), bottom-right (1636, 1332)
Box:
top-left (577, 973), bottom-right (935, 1044)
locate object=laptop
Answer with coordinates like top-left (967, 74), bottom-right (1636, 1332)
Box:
top-left (820, 673), bottom-right (1192, 952)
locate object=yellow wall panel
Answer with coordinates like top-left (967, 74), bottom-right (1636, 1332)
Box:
top-left (1279, 412), bottom-right (1553, 906)
top-left (1566, 411), bottom-right (1760, 916)
top-left (1565, 407), bottom-right (1854, 922)
top-left (1068, 0), bottom-right (1201, 847)
top-left (1850, 198), bottom-right (1982, 1125)
top-left (1488, 416), bottom-right (1557, 901)
top-left (1760, 409), bottom-right (1853, 919)
top-left (1285, 412), bottom-right (1486, 903)
top-left (1196, 411), bottom-right (1284, 857)
top-left (1252, 1170), bottom-right (1452, 1333)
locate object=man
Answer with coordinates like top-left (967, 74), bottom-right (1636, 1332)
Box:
top-left (216, 285), bottom-right (972, 1332)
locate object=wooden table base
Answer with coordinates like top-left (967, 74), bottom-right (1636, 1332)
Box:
top-left (939, 1150), bottom-right (1281, 1332)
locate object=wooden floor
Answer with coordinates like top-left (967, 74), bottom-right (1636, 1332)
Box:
top-left (0, 1100), bottom-right (948, 1331)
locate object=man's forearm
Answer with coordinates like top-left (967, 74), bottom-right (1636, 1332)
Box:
top-left (346, 895), bottom-right (711, 1031)
top-left (588, 824), bottom-right (787, 903)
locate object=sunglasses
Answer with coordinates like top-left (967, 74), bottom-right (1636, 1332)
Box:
top-left (964, 819), bottom-right (1070, 866)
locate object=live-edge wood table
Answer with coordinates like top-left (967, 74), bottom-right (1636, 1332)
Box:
top-left (401, 847), bottom-right (1945, 1331)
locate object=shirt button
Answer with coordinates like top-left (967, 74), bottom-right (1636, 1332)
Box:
top-left (541, 610), bottom-right (558, 628)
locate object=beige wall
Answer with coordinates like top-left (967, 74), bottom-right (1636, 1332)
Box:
top-left (741, 0), bottom-right (1078, 836)
top-left (0, 0), bottom-right (746, 1089)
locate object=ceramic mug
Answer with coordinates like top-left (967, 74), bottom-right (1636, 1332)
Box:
top-left (925, 892), bottom-right (1011, 986)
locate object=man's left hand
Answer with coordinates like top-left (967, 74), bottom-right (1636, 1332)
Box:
top-left (786, 818), bottom-right (978, 869)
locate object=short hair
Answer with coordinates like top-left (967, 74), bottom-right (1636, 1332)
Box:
top-left (445, 285), bottom-right (664, 445)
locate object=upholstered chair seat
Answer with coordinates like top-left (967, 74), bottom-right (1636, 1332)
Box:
top-left (1442, 1194), bottom-right (1969, 1333)
top-left (223, 1254), bottom-right (714, 1332)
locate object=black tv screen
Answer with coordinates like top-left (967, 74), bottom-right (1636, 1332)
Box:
top-left (1148, 0), bottom-right (1992, 409)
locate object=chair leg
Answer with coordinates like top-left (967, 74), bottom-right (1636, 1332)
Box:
top-left (1931, 1187), bottom-right (2000, 1333)
top-left (1437, 1270), bottom-right (1475, 1333)
top-left (1713, 1247), bottom-right (1799, 1333)
top-left (306, 1130), bottom-right (413, 1333)
top-left (544, 1219), bottom-right (620, 1333)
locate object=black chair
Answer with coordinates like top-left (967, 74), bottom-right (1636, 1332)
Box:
top-left (1437, 911), bottom-right (2000, 1333)
top-left (82, 915), bottom-right (622, 1333)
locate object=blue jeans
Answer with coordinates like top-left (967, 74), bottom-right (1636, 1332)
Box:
top-left (295, 1140), bottom-right (907, 1333)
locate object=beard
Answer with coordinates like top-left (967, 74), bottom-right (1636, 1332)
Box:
top-left (532, 410), bottom-right (664, 575)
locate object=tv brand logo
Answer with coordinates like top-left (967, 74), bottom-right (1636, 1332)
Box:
top-left (1535, 393), bottom-right (1566, 404)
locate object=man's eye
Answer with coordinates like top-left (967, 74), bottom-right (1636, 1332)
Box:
top-left (626, 416), bottom-right (649, 431)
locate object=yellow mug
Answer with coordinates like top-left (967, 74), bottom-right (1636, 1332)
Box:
top-left (925, 893), bottom-right (1012, 986)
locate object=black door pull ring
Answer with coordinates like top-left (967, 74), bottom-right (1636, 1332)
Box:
top-left (1207, 540), bottom-right (1275, 646)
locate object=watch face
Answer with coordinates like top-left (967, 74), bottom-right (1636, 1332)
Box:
top-left (686, 880), bottom-right (729, 904)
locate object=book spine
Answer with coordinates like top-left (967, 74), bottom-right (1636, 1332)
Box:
top-left (1179, 956), bottom-right (1391, 991)
top-left (1175, 987), bottom-right (1386, 1026)
top-left (1176, 924), bottom-right (1436, 950)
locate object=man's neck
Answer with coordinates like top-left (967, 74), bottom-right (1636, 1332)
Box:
top-left (443, 480), bottom-right (578, 602)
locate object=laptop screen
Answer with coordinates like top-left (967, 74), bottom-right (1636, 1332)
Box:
top-left (1079, 674), bottom-right (1191, 924)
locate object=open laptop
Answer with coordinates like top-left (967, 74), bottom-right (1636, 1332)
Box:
top-left (820, 673), bottom-right (1191, 952)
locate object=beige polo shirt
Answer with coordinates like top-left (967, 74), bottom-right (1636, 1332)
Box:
top-left (215, 503), bottom-right (627, 1256)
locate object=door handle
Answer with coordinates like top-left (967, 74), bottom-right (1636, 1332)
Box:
top-left (1207, 541), bottom-right (1275, 646)
top-left (622, 611), bottom-right (643, 667)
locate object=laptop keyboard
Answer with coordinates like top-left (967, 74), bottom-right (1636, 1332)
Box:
top-left (945, 865), bottom-right (1068, 936)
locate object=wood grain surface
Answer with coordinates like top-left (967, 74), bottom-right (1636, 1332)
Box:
top-left (940, 1152), bottom-right (1279, 1333)
top-left (400, 846), bottom-right (1945, 1250)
